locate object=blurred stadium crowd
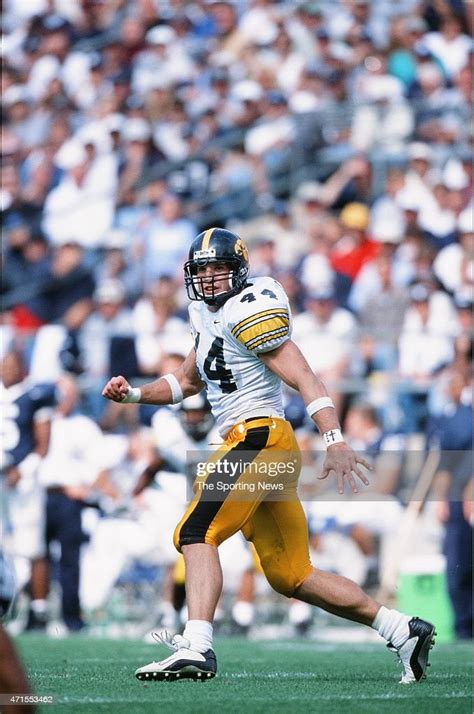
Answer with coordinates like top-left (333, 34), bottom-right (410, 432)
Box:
top-left (1, 0), bottom-right (472, 640)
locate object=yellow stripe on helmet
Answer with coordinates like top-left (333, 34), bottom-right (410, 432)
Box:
top-left (201, 228), bottom-right (216, 251)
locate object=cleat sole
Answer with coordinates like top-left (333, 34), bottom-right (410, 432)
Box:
top-left (136, 670), bottom-right (216, 682)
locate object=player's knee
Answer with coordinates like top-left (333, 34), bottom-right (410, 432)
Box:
top-left (173, 520), bottom-right (208, 552)
top-left (262, 560), bottom-right (304, 598)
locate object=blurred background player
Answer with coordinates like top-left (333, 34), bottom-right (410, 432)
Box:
top-left (1, 350), bottom-right (55, 632)
top-left (38, 373), bottom-right (105, 632)
top-left (80, 427), bottom-right (186, 630)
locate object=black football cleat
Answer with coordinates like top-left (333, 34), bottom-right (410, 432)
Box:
top-left (387, 617), bottom-right (436, 684)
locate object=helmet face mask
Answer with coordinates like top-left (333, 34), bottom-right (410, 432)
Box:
top-left (184, 228), bottom-right (249, 307)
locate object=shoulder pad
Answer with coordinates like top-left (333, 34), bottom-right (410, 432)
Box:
top-left (227, 277), bottom-right (291, 354)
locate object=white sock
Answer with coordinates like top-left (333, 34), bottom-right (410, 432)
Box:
top-left (232, 601), bottom-right (255, 628)
top-left (183, 619), bottom-right (213, 654)
top-left (30, 599), bottom-right (48, 614)
top-left (372, 606), bottom-right (410, 648)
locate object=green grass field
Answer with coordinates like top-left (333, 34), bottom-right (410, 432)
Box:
top-left (15, 635), bottom-right (472, 714)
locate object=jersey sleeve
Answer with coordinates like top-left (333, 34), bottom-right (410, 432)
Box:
top-left (31, 383), bottom-right (57, 421)
top-left (227, 279), bottom-right (291, 354)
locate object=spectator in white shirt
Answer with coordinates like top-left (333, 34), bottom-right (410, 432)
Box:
top-left (421, 15), bottom-right (471, 80)
top-left (42, 139), bottom-right (115, 249)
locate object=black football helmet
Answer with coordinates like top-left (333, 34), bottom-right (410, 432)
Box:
top-left (184, 227), bottom-right (249, 307)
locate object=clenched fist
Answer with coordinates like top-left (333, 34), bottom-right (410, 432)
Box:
top-left (102, 375), bottom-right (131, 402)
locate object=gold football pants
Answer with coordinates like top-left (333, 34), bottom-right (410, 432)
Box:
top-left (173, 417), bottom-right (313, 597)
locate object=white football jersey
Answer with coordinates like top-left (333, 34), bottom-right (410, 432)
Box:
top-left (188, 276), bottom-right (291, 436)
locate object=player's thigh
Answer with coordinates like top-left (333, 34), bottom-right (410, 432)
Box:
top-left (241, 498), bottom-right (313, 596)
top-left (175, 418), bottom-right (300, 550)
top-left (174, 425), bottom-right (272, 550)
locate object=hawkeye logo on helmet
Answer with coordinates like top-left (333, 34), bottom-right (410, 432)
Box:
top-left (194, 248), bottom-right (216, 259)
top-left (234, 239), bottom-right (249, 262)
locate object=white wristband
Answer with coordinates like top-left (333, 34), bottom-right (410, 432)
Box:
top-left (323, 429), bottom-right (345, 447)
top-left (306, 397), bottom-right (335, 417)
top-left (162, 373), bottom-right (184, 404)
top-left (121, 386), bottom-right (142, 404)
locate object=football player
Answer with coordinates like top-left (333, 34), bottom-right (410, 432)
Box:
top-left (1, 350), bottom-right (55, 631)
top-left (103, 228), bottom-right (436, 684)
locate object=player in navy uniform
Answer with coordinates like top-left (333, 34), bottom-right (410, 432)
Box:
top-left (1, 350), bottom-right (55, 631)
top-left (103, 228), bottom-right (436, 684)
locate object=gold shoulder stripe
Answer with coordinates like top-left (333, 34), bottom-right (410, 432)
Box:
top-left (231, 308), bottom-right (288, 336)
top-left (201, 228), bottom-right (215, 251)
top-left (237, 316), bottom-right (289, 346)
top-left (233, 311), bottom-right (289, 340)
top-left (247, 327), bottom-right (290, 351)
top-left (244, 323), bottom-right (289, 349)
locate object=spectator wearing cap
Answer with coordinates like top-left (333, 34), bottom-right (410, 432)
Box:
top-left (331, 202), bottom-right (379, 282)
top-left (292, 285), bottom-right (357, 415)
top-left (433, 206), bottom-right (474, 296)
top-left (42, 139), bottom-right (114, 250)
top-left (142, 193), bottom-right (196, 287)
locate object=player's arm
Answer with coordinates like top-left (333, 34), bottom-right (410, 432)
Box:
top-left (260, 339), bottom-right (372, 494)
top-left (33, 417), bottom-right (51, 458)
top-left (102, 348), bottom-right (204, 406)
